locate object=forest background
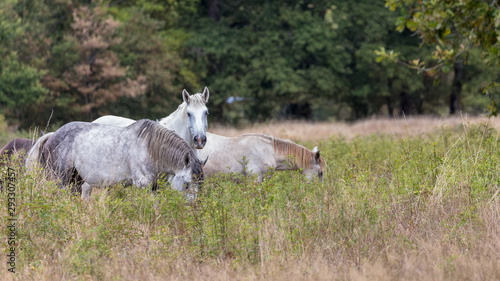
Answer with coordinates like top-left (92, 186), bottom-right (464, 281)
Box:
top-left (1, 0), bottom-right (499, 130)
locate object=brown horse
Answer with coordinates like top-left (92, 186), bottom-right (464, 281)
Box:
top-left (0, 138), bottom-right (36, 165)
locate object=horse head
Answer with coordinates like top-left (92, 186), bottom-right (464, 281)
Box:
top-left (182, 87), bottom-right (209, 149)
top-left (171, 152), bottom-right (208, 200)
top-left (303, 146), bottom-right (326, 182)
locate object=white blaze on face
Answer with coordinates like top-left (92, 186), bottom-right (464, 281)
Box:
top-left (183, 88), bottom-right (210, 149)
top-left (186, 105), bottom-right (208, 149)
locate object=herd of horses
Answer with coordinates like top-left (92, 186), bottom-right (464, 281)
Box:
top-left (1, 87), bottom-right (327, 199)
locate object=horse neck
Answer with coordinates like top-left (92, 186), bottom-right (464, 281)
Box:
top-left (274, 153), bottom-right (300, 171)
top-left (149, 140), bottom-right (186, 175)
top-left (159, 103), bottom-right (191, 144)
top-left (272, 139), bottom-right (308, 171)
top-left (154, 155), bottom-right (177, 175)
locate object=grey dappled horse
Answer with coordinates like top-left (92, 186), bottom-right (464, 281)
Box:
top-left (26, 120), bottom-right (206, 199)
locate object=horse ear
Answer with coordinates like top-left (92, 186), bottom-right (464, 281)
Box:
top-left (315, 151), bottom-right (321, 161)
top-left (182, 89), bottom-right (191, 104)
top-left (202, 156), bottom-right (209, 167)
top-left (202, 87), bottom-right (210, 103)
top-left (184, 153), bottom-right (190, 167)
top-left (312, 146), bottom-right (321, 161)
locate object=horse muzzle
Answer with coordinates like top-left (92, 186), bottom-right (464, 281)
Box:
top-left (193, 134), bottom-right (207, 149)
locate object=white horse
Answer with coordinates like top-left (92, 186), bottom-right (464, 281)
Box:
top-left (198, 133), bottom-right (326, 183)
top-left (93, 87), bottom-right (210, 158)
top-left (26, 120), bottom-right (206, 199)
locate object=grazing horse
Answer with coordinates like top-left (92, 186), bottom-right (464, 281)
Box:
top-left (0, 138), bottom-right (35, 165)
top-left (93, 87), bottom-right (210, 158)
top-left (0, 138), bottom-right (36, 192)
top-left (26, 120), bottom-right (206, 199)
top-left (198, 133), bottom-right (326, 182)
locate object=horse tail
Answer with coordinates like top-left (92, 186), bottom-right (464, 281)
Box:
top-left (26, 132), bottom-right (53, 170)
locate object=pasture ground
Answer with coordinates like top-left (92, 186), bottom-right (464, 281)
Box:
top-left (1, 116), bottom-right (500, 280)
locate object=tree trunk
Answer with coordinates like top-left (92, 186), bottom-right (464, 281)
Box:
top-left (416, 98), bottom-right (424, 114)
top-left (386, 96), bottom-right (394, 116)
top-left (208, 0), bottom-right (220, 21)
top-left (400, 90), bottom-right (412, 116)
top-left (387, 78), bottom-right (394, 116)
top-left (450, 60), bottom-right (464, 115)
top-left (280, 102), bottom-right (312, 119)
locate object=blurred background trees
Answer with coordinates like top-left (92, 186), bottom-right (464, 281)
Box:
top-left (0, 0), bottom-right (497, 129)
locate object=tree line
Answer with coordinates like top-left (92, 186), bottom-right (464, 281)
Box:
top-left (0, 0), bottom-right (497, 129)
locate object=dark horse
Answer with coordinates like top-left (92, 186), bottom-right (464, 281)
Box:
top-left (0, 138), bottom-right (35, 192)
top-left (0, 138), bottom-right (36, 165)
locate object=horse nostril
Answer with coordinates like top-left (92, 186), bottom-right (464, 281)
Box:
top-left (193, 135), bottom-right (206, 147)
top-left (194, 136), bottom-right (201, 144)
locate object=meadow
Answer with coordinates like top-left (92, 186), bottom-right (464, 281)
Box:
top-left (1, 116), bottom-right (500, 280)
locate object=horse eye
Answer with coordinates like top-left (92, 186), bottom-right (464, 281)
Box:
top-left (187, 112), bottom-right (191, 117)
top-left (205, 111), bottom-right (209, 115)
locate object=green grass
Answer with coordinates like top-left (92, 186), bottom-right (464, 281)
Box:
top-left (1, 121), bottom-right (500, 280)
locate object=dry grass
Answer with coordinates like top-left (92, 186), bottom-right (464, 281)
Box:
top-left (1, 116), bottom-right (500, 280)
top-left (210, 115), bottom-right (500, 142)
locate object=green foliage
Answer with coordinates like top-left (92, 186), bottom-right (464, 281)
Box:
top-left (0, 1), bottom-right (49, 125)
top-left (105, 6), bottom-right (195, 120)
top-left (0, 53), bottom-right (47, 118)
top-left (0, 0), bottom-right (499, 128)
top-left (334, 1), bottom-right (435, 117)
top-left (383, 0), bottom-right (500, 115)
top-left (0, 1), bottom-right (22, 47)
top-left (184, 1), bottom-right (351, 122)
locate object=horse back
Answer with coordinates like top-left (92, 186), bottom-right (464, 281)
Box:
top-left (45, 121), bottom-right (142, 176)
top-left (0, 138), bottom-right (35, 162)
top-left (201, 133), bottom-right (274, 176)
top-left (42, 122), bottom-right (91, 170)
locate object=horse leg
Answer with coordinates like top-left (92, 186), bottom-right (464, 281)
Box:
top-left (151, 174), bottom-right (166, 192)
top-left (263, 167), bottom-right (275, 182)
top-left (246, 162), bottom-right (267, 184)
top-left (81, 182), bottom-right (93, 200)
top-left (67, 167), bottom-right (84, 196)
top-left (133, 174), bottom-right (151, 189)
top-left (254, 173), bottom-right (263, 184)
top-left (256, 171), bottom-right (274, 183)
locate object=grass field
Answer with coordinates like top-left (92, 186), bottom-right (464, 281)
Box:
top-left (1, 116), bottom-right (500, 280)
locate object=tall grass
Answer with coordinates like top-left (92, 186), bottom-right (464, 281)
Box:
top-left (1, 120), bottom-right (500, 280)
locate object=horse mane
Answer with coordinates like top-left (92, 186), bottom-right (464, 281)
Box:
top-left (133, 119), bottom-right (196, 172)
top-left (249, 134), bottom-right (327, 170)
top-left (187, 93), bottom-right (208, 106)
